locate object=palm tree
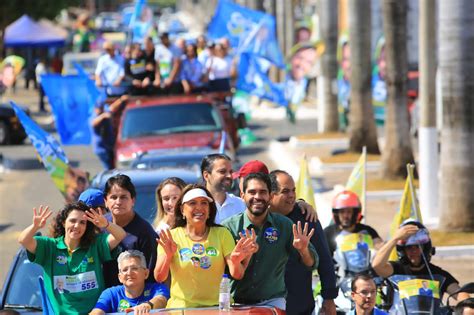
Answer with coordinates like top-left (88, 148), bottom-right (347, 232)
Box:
top-left (318, 0), bottom-right (339, 132)
top-left (438, 0), bottom-right (474, 231)
top-left (380, 0), bottom-right (415, 178)
top-left (347, 0), bottom-right (380, 153)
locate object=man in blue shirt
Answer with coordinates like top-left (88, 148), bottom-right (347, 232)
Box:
top-left (349, 274), bottom-right (387, 315)
top-left (269, 170), bottom-right (337, 315)
top-left (90, 250), bottom-right (169, 314)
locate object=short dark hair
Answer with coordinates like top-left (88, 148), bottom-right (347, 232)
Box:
top-left (173, 184), bottom-right (219, 228)
top-left (200, 154), bottom-right (231, 177)
top-left (351, 273), bottom-right (374, 292)
top-left (455, 298), bottom-right (474, 315)
top-left (269, 169), bottom-right (290, 193)
top-left (104, 174), bottom-right (136, 199)
top-left (243, 172), bottom-right (272, 193)
top-left (51, 201), bottom-right (97, 249)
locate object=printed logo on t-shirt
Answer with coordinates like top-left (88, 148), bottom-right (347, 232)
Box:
top-left (119, 299), bottom-right (131, 312)
top-left (264, 227), bottom-right (280, 243)
top-left (144, 289), bottom-right (151, 297)
top-left (200, 256), bottom-right (211, 269)
top-left (191, 256), bottom-right (200, 267)
top-left (192, 243), bottom-right (205, 255)
top-left (179, 248), bottom-right (193, 262)
top-left (206, 247), bottom-right (218, 256)
top-left (56, 255), bottom-right (67, 265)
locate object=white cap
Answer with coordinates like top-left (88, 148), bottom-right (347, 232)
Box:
top-left (182, 188), bottom-right (214, 204)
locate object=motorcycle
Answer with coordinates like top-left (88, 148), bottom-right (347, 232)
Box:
top-left (332, 232), bottom-right (377, 314)
top-left (382, 275), bottom-right (474, 314)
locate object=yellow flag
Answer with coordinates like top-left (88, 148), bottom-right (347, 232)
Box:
top-left (296, 156), bottom-right (316, 209)
top-left (345, 150), bottom-right (366, 200)
top-left (389, 165), bottom-right (423, 261)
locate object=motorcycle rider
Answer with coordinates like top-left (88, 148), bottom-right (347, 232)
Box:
top-left (323, 190), bottom-right (384, 257)
top-left (372, 220), bottom-right (470, 301)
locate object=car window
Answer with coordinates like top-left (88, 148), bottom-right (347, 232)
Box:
top-left (5, 250), bottom-right (43, 308)
top-left (121, 103), bottom-right (222, 139)
top-left (134, 185), bottom-right (158, 224)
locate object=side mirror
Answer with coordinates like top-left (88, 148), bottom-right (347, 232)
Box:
top-left (458, 282), bottom-right (474, 294)
top-left (446, 282), bottom-right (474, 307)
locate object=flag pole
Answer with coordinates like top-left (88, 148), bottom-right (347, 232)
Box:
top-left (407, 164), bottom-right (421, 221)
top-left (362, 146), bottom-right (367, 223)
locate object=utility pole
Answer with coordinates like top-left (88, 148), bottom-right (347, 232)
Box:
top-left (418, 0), bottom-right (438, 223)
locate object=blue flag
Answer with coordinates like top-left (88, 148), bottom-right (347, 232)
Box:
top-left (73, 62), bottom-right (104, 104)
top-left (208, 0), bottom-right (284, 67)
top-left (236, 53), bottom-right (288, 106)
top-left (41, 74), bottom-right (95, 145)
top-left (237, 15), bottom-right (285, 68)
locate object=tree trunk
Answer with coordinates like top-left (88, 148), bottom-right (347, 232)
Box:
top-left (319, 0), bottom-right (339, 132)
top-left (348, 0), bottom-right (380, 153)
top-left (380, 0), bottom-right (414, 179)
top-left (438, 0), bottom-right (474, 231)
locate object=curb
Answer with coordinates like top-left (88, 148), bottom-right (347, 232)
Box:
top-left (435, 245), bottom-right (474, 258)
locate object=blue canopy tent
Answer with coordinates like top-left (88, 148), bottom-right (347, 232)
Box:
top-left (4, 15), bottom-right (67, 48)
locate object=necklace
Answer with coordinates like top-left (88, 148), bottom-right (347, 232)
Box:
top-left (185, 226), bottom-right (209, 242)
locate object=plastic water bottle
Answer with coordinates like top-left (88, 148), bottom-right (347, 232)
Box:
top-left (219, 273), bottom-right (231, 311)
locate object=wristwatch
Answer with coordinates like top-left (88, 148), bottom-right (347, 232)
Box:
top-left (146, 301), bottom-right (154, 309)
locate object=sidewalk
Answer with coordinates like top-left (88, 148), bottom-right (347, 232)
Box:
top-left (262, 108), bottom-right (474, 283)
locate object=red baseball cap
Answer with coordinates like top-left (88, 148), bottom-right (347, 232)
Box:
top-left (232, 160), bottom-right (269, 179)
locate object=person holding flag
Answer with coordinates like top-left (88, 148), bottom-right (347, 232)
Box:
top-left (371, 220), bottom-right (468, 301)
top-left (323, 190), bottom-right (384, 257)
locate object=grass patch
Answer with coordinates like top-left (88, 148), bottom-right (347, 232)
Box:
top-left (296, 132), bottom-right (347, 140)
top-left (430, 230), bottom-right (474, 246)
top-left (320, 152), bottom-right (381, 163)
top-left (367, 178), bottom-right (419, 190)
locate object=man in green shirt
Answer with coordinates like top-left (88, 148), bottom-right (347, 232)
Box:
top-left (222, 172), bottom-right (318, 311)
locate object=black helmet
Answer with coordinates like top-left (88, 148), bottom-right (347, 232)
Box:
top-left (396, 220), bottom-right (435, 265)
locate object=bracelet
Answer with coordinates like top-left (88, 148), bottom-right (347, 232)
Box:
top-left (145, 301), bottom-right (154, 309)
top-left (104, 220), bottom-right (110, 229)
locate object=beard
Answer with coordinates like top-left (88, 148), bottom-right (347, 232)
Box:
top-left (215, 178), bottom-right (233, 192)
top-left (247, 198), bottom-right (269, 217)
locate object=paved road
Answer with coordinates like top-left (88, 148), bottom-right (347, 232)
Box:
top-left (1, 88), bottom-right (472, 289)
top-left (0, 86), bottom-right (315, 284)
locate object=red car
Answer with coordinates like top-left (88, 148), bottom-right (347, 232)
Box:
top-left (115, 94), bottom-right (239, 168)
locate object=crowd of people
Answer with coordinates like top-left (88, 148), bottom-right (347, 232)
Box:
top-left (17, 155), bottom-right (472, 314)
top-left (94, 33), bottom-right (237, 98)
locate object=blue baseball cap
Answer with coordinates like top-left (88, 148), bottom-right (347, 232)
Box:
top-left (79, 188), bottom-right (105, 208)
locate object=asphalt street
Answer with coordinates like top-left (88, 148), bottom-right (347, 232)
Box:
top-left (0, 87), bottom-right (472, 289)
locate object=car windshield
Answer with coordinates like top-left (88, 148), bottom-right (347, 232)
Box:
top-left (133, 156), bottom-right (203, 170)
top-left (133, 185), bottom-right (158, 224)
top-left (121, 103), bottom-right (222, 139)
top-left (4, 250), bottom-right (43, 309)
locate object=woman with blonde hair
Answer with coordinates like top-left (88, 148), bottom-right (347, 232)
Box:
top-left (153, 177), bottom-right (187, 235)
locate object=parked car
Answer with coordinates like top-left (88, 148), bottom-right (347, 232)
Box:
top-left (0, 103), bottom-right (29, 145)
top-left (94, 12), bottom-right (123, 32)
top-left (115, 94), bottom-right (239, 168)
top-left (91, 167), bottom-right (201, 223)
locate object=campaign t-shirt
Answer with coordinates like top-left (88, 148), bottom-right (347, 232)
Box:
top-left (94, 283), bottom-right (170, 313)
top-left (158, 226), bottom-right (235, 308)
top-left (390, 261), bottom-right (458, 295)
top-left (324, 223), bottom-right (380, 256)
top-left (28, 234), bottom-right (112, 315)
